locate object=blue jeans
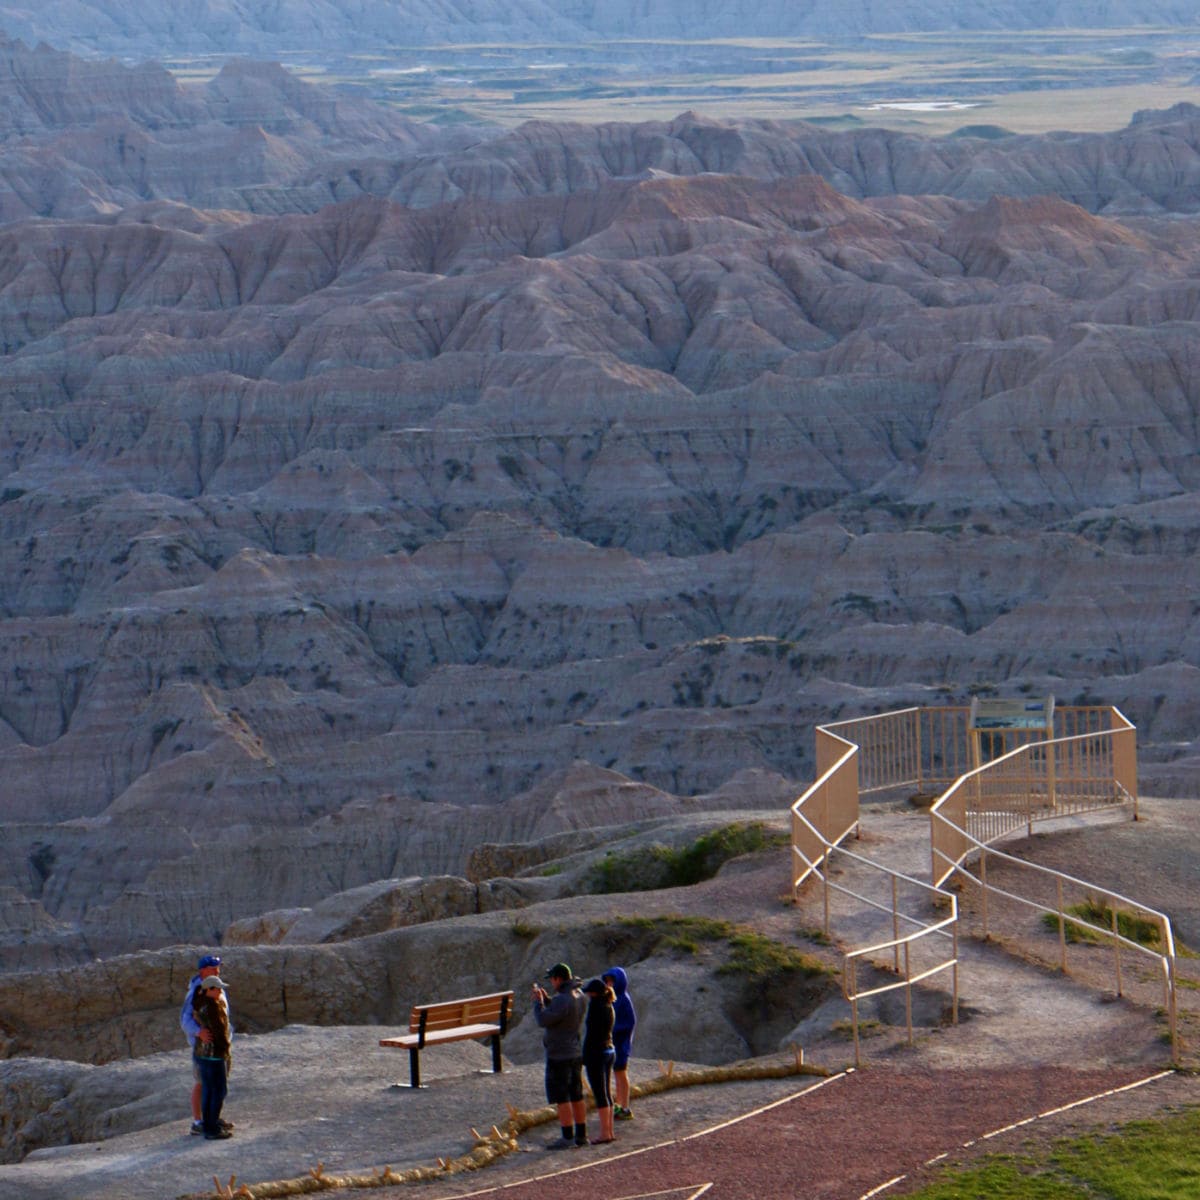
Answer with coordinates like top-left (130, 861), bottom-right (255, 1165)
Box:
top-left (195, 1055), bottom-right (228, 1135)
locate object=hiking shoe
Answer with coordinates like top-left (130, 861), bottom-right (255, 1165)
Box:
top-left (204, 1129), bottom-right (234, 1141)
top-left (545, 1138), bottom-right (576, 1151)
top-left (615, 1106), bottom-right (633, 1120)
top-left (190, 1121), bottom-right (204, 1136)
top-left (575, 1135), bottom-right (590, 1146)
top-left (219, 1119), bottom-right (235, 1132)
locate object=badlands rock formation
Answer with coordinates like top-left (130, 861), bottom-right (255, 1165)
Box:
top-left (0, 42), bottom-right (1197, 980)
top-left (1, 1), bottom-right (1196, 58)
top-left (4, 39), bottom-right (1200, 221)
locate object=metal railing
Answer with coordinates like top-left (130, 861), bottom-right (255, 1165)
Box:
top-left (930, 811), bottom-right (1177, 1062)
top-left (792, 717), bottom-right (961, 1066)
top-left (929, 706), bottom-right (1176, 1060)
top-left (791, 703), bottom-right (1177, 1063)
top-left (931, 721), bottom-right (1135, 869)
top-left (799, 803), bottom-right (959, 1068)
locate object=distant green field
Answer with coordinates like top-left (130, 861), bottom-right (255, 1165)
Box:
top-left (165, 28), bottom-right (1200, 135)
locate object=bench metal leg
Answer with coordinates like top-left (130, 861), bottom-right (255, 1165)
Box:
top-left (490, 1034), bottom-right (502, 1074)
top-left (410, 1047), bottom-right (422, 1089)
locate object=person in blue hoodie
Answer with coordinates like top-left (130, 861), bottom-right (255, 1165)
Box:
top-left (602, 965), bottom-right (636, 1119)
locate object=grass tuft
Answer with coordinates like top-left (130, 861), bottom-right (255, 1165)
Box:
top-left (902, 1106), bottom-right (1200, 1199)
top-left (1040, 896), bottom-right (1163, 948)
top-left (609, 914), bottom-right (828, 981)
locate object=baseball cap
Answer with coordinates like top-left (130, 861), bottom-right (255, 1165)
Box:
top-left (544, 962), bottom-right (572, 980)
top-left (198, 954), bottom-right (222, 969)
top-left (199, 976), bottom-right (228, 991)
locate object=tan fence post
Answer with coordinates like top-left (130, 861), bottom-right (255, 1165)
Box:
top-left (1111, 898), bottom-right (1123, 997)
top-left (1166, 953), bottom-right (1179, 1064)
top-left (951, 923), bottom-right (959, 1025)
top-left (891, 875), bottom-right (901, 973)
top-left (903, 940), bottom-right (913, 1046)
top-left (980, 850), bottom-right (989, 939)
top-left (846, 959), bottom-right (861, 1069)
top-left (1026, 747), bottom-right (1034, 839)
top-left (1057, 876), bottom-right (1067, 972)
top-left (823, 858), bottom-right (831, 939)
top-left (914, 709), bottom-right (923, 793)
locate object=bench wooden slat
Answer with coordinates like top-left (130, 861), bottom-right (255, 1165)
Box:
top-left (380, 1022), bottom-right (500, 1048)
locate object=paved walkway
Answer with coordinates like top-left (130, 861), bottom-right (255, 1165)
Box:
top-left (421, 1066), bottom-right (1172, 1200)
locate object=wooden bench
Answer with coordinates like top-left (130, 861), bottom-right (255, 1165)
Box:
top-left (379, 990), bottom-right (514, 1089)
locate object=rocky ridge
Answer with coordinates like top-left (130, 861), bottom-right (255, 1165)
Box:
top-left (1, 1), bottom-right (1197, 58)
top-left (0, 43), bottom-right (1199, 973)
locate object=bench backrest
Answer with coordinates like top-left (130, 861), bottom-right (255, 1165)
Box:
top-left (408, 990), bottom-right (513, 1036)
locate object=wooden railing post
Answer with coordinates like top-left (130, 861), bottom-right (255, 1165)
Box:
top-left (951, 923), bottom-right (959, 1025)
top-left (980, 850), bottom-right (989, 939)
top-left (1111, 897), bottom-right (1123, 997)
top-left (903, 941), bottom-right (913, 1046)
top-left (1057, 877), bottom-right (1066, 972)
top-left (891, 875), bottom-right (900, 973)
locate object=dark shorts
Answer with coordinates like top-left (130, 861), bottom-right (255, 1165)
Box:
top-left (613, 1036), bottom-right (633, 1071)
top-left (544, 1056), bottom-right (584, 1105)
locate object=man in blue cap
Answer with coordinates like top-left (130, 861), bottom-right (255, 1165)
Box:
top-left (181, 953), bottom-right (234, 1136)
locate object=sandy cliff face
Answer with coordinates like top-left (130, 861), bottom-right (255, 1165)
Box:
top-left (0, 43), bottom-right (1198, 968)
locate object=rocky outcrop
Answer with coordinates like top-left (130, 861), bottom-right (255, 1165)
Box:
top-left (224, 873), bottom-right (560, 945)
top-left (0, 837), bottom-right (821, 1067)
top-left (0, 37), bottom-right (480, 220)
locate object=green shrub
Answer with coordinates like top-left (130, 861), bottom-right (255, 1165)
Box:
top-left (608, 914), bottom-right (828, 981)
top-left (590, 822), bottom-right (789, 895)
top-left (1040, 897), bottom-right (1163, 948)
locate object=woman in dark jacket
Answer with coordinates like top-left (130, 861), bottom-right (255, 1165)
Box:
top-left (580, 978), bottom-right (616, 1144)
top-left (192, 976), bottom-right (234, 1140)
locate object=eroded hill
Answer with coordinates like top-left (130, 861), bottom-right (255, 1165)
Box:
top-left (0, 43), bottom-right (1198, 968)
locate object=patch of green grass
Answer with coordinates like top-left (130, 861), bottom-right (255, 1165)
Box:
top-left (1040, 897), bottom-right (1163, 948)
top-left (798, 926), bottom-right (831, 946)
top-left (609, 915), bottom-right (828, 981)
top-left (829, 1018), bottom-right (881, 1040)
top-left (903, 1108), bottom-right (1200, 1200)
top-left (590, 822), bottom-right (789, 895)
top-left (721, 929), bottom-right (822, 980)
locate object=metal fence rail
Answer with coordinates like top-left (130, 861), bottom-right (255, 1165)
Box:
top-left (792, 805), bottom-right (959, 1068)
top-left (931, 788), bottom-right (1178, 1061)
top-left (791, 703), bottom-right (1178, 1064)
